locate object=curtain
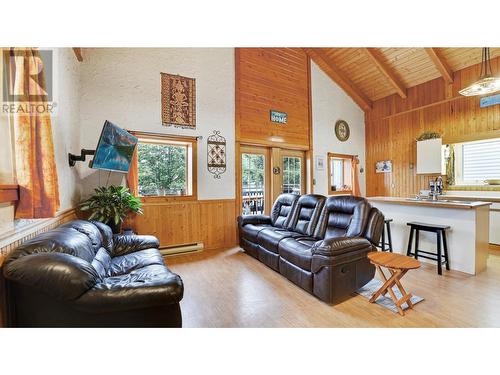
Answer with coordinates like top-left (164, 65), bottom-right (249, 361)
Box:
top-left (123, 147), bottom-right (139, 231)
top-left (10, 48), bottom-right (60, 218)
top-left (352, 157), bottom-right (361, 197)
top-left (126, 147), bottom-right (139, 196)
top-left (446, 144), bottom-right (455, 186)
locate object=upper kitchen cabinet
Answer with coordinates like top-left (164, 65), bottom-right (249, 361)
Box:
top-left (416, 138), bottom-right (442, 174)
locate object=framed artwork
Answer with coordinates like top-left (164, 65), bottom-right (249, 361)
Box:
top-left (375, 160), bottom-right (392, 173)
top-left (315, 156), bottom-right (325, 171)
top-left (161, 73), bottom-right (196, 128)
top-left (335, 120), bottom-right (350, 142)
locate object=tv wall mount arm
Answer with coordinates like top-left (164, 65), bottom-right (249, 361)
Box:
top-left (68, 149), bottom-right (96, 167)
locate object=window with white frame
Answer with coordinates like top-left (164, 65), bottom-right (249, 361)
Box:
top-left (453, 138), bottom-right (500, 185)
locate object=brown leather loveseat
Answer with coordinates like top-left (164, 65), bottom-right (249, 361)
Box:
top-left (238, 194), bottom-right (384, 304)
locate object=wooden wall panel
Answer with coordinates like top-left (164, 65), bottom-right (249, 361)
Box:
top-left (366, 57), bottom-right (500, 198)
top-left (236, 48), bottom-right (311, 149)
top-left (133, 199), bottom-right (237, 251)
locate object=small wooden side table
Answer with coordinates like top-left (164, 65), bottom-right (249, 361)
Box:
top-left (367, 252), bottom-right (421, 316)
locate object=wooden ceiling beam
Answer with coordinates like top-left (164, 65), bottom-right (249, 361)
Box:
top-left (425, 48), bottom-right (454, 84)
top-left (72, 48), bottom-right (83, 62)
top-left (303, 48), bottom-right (372, 111)
top-left (364, 48), bottom-right (407, 99)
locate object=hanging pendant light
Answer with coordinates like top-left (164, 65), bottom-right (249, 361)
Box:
top-left (459, 48), bottom-right (500, 96)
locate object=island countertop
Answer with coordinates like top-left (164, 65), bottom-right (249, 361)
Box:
top-left (368, 196), bottom-right (491, 274)
top-left (367, 196), bottom-right (492, 209)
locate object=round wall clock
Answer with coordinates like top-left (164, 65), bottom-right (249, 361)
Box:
top-left (335, 120), bottom-right (350, 142)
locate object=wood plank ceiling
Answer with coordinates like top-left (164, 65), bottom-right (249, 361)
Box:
top-left (304, 48), bottom-right (500, 110)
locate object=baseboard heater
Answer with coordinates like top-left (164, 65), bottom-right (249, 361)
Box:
top-left (160, 242), bottom-right (204, 256)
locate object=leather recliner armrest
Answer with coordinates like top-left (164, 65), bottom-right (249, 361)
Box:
top-left (311, 237), bottom-right (373, 257)
top-left (311, 237), bottom-right (375, 274)
top-left (3, 252), bottom-right (99, 300)
top-left (237, 214), bottom-right (272, 227)
top-left (112, 234), bottom-right (160, 257)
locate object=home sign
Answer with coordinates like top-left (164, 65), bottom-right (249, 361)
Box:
top-left (270, 110), bottom-right (287, 124)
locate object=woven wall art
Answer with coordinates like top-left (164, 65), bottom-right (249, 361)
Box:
top-left (207, 130), bottom-right (226, 179)
top-left (161, 73), bottom-right (196, 128)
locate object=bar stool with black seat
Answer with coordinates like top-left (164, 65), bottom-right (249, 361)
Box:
top-left (406, 222), bottom-right (450, 275)
top-left (379, 218), bottom-right (394, 252)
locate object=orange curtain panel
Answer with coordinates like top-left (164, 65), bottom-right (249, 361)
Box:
top-left (352, 157), bottom-right (361, 197)
top-left (126, 147), bottom-right (139, 196)
top-left (10, 48), bottom-right (60, 218)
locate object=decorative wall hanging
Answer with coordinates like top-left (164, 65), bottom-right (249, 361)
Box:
top-left (334, 120), bottom-right (350, 142)
top-left (161, 73), bottom-right (196, 129)
top-left (375, 160), bottom-right (392, 173)
top-left (207, 130), bottom-right (226, 179)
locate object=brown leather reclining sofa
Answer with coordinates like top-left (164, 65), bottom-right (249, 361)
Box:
top-left (238, 194), bottom-right (384, 304)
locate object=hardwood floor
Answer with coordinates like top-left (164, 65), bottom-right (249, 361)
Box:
top-left (166, 247), bottom-right (500, 327)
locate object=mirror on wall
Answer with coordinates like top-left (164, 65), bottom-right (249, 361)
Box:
top-left (327, 152), bottom-right (354, 195)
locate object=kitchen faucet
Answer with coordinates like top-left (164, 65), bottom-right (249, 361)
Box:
top-left (429, 176), bottom-right (443, 200)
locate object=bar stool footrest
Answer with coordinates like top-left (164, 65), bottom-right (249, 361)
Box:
top-left (407, 249), bottom-right (448, 264)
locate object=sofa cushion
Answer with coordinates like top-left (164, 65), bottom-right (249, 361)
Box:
top-left (91, 221), bottom-right (114, 252)
top-left (112, 234), bottom-right (160, 257)
top-left (108, 248), bottom-right (165, 276)
top-left (278, 236), bottom-right (316, 271)
top-left (59, 220), bottom-right (104, 254)
top-left (6, 227), bottom-right (98, 264)
top-left (287, 194), bottom-right (326, 236)
top-left (75, 264), bottom-right (183, 313)
top-left (240, 223), bottom-right (271, 242)
top-left (91, 247), bottom-right (112, 279)
top-left (270, 193), bottom-right (299, 228)
top-left (314, 196), bottom-right (370, 240)
top-left (257, 227), bottom-right (300, 254)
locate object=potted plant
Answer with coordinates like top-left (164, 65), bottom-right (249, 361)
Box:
top-left (79, 185), bottom-right (143, 233)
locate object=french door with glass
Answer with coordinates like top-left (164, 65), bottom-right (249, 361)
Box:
top-left (280, 150), bottom-right (306, 196)
top-left (240, 145), bottom-right (270, 216)
top-left (239, 146), bottom-right (306, 216)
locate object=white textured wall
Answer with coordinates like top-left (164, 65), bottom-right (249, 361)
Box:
top-left (52, 48), bottom-right (82, 210)
top-left (311, 61), bottom-right (366, 196)
top-left (78, 48), bottom-right (235, 200)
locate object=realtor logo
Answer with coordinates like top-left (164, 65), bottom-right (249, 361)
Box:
top-left (1, 48), bottom-right (57, 115)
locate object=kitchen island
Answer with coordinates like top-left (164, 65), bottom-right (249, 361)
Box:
top-left (368, 197), bottom-right (491, 275)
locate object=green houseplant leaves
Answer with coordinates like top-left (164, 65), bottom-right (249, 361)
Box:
top-left (79, 185), bottom-right (143, 232)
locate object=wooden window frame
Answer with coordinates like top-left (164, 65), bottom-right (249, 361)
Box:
top-left (131, 131), bottom-right (198, 203)
top-left (0, 184), bottom-right (19, 204)
top-left (327, 152), bottom-right (354, 195)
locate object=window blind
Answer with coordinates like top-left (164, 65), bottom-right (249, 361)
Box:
top-left (462, 139), bottom-right (500, 181)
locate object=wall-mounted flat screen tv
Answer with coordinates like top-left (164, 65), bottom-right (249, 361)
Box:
top-left (90, 120), bottom-right (138, 173)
